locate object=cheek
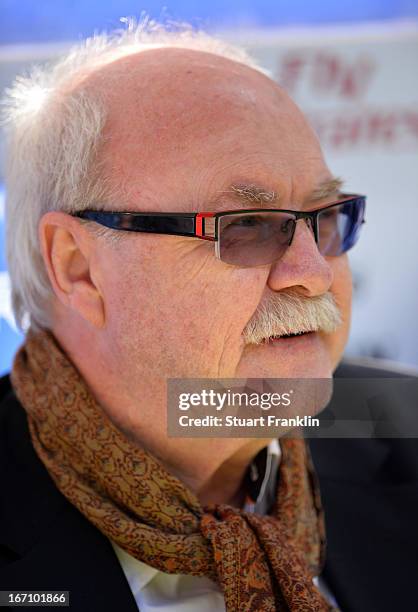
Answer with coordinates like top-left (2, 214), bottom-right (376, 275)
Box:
top-left (326, 255), bottom-right (353, 367)
top-left (99, 237), bottom-right (267, 377)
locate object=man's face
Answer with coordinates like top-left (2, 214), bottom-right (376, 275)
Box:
top-left (87, 49), bottom-right (352, 402)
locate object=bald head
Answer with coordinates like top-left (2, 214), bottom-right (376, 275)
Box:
top-left (80, 47), bottom-right (327, 212)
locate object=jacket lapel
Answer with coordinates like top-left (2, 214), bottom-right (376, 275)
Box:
top-left (0, 387), bottom-right (138, 612)
top-left (310, 437), bottom-right (418, 612)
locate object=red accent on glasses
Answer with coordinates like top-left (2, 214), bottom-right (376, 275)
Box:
top-left (195, 212), bottom-right (216, 241)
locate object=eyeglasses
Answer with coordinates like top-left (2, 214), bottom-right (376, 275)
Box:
top-left (74, 194), bottom-right (366, 267)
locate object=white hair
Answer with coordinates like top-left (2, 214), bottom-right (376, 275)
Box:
top-left (1, 17), bottom-right (266, 331)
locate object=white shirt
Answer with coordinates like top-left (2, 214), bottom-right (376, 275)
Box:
top-left (111, 441), bottom-right (338, 611)
top-left (113, 545), bottom-right (225, 612)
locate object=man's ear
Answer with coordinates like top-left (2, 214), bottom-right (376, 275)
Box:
top-left (39, 211), bottom-right (105, 328)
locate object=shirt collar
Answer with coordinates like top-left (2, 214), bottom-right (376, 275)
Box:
top-left (243, 439), bottom-right (281, 514)
top-left (112, 542), bottom-right (159, 592)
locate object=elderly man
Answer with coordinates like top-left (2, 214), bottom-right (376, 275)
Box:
top-left (1, 21), bottom-right (417, 612)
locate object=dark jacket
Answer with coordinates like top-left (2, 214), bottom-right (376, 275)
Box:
top-left (1, 363), bottom-right (417, 611)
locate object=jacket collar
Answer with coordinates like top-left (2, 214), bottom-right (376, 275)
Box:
top-left (0, 383), bottom-right (138, 611)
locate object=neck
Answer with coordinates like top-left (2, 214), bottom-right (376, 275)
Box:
top-left (52, 325), bottom-right (271, 507)
top-left (162, 439), bottom-right (271, 507)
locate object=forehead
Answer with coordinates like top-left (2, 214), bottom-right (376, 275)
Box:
top-left (88, 48), bottom-right (296, 139)
top-left (84, 48), bottom-right (329, 211)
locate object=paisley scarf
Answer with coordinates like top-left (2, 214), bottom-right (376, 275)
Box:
top-left (12, 330), bottom-right (334, 611)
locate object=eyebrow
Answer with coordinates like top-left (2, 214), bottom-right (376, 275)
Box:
top-left (309, 177), bottom-right (345, 202)
top-left (208, 177), bottom-right (345, 211)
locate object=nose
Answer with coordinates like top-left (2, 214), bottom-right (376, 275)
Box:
top-left (267, 218), bottom-right (333, 296)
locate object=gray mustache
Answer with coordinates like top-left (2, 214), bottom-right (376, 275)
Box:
top-left (243, 290), bottom-right (342, 345)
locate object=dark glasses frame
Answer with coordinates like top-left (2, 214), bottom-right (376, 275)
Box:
top-left (74, 193), bottom-right (366, 264)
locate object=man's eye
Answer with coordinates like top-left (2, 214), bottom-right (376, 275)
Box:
top-left (320, 210), bottom-right (338, 219)
top-left (280, 218), bottom-right (294, 234)
top-left (230, 216), bottom-right (263, 227)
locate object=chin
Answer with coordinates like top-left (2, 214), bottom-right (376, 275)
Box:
top-left (236, 331), bottom-right (334, 379)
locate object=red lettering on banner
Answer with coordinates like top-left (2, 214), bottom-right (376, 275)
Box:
top-left (309, 109), bottom-right (418, 149)
top-left (278, 51), bottom-right (375, 99)
top-left (316, 54), bottom-right (375, 99)
top-left (330, 116), bottom-right (363, 147)
top-left (312, 53), bottom-right (340, 92)
top-left (404, 112), bottom-right (418, 138)
top-left (367, 112), bottom-right (397, 143)
top-left (279, 53), bottom-right (305, 92)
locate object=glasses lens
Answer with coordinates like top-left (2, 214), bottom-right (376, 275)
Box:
top-left (218, 211), bottom-right (296, 266)
top-left (317, 198), bottom-right (365, 256)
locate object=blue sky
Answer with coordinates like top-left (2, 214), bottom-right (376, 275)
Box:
top-left (1, 0), bottom-right (418, 44)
